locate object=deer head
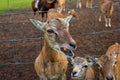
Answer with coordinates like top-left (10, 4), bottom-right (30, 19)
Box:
top-left (95, 54), bottom-right (118, 80)
top-left (71, 56), bottom-right (95, 79)
top-left (30, 15), bottom-right (76, 58)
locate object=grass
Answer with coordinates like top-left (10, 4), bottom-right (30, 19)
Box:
top-left (0, 0), bottom-right (33, 14)
top-left (0, 0), bottom-right (74, 14)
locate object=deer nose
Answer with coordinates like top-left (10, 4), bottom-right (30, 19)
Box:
top-left (69, 43), bottom-right (77, 49)
top-left (106, 76), bottom-right (114, 80)
top-left (72, 72), bottom-right (77, 76)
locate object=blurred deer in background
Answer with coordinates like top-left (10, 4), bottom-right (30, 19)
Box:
top-left (99, 0), bottom-right (114, 27)
top-left (76, 0), bottom-right (94, 8)
top-left (57, 0), bottom-right (66, 13)
top-left (47, 8), bottom-right (77, 21)
top-left (32, 0), bottom-right (57, 21)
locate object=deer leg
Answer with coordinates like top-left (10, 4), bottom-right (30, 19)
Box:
top-left (76, 0), bottom-right (81, 8)
top-left (42, 13), bottom-right (45, 22)
top-left (34, 12), bottom-right (37, 19)
top-left (86, 1), bottom-right (88, 8)
top-left (79, 1), bottom-right (82, 8)
top-left (76, 1), bottom-right (78, 8)
top-left (63, 3), bottom-right (65, 11)
top-left (45, 13), bottom-right (47, 21)
top-left (90, 1), bottom-right (92, 8)
top-left (57, 6), bottom-right (62, 13)
top-left (104, 16), bottom-right (108, 27)
top-left (108, 18), bottom-right (111, 27)
top-left (59, 8), bottom-right (62, 13)
top-left (99, 15), bottom-right (102, 22)
top-left (38, 11), bottom-right (42, 21)
top-left (42, 12), bottom-right (47, 22)
top-left (79, 0), bottom-right (83, 8)
top-left (76, 0), bottom-right (79, 8)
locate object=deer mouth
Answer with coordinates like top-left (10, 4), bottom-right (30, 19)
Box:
top-left (60, 47), bottom-right (74, 57)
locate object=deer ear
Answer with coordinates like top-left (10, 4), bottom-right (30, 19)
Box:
top-left (85, 56), bottom-right (96, 66)
top-left (95, 58), bottom-right (102, 68)
top-left (30, 19), bottom-right (46, 31)
top-left (112, 50), bottom-right (118, 58)
top-left (64, 15), bottom-right (72, 23)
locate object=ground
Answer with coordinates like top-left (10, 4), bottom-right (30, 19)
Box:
top-left (0, 1), bottom-right (120, 80)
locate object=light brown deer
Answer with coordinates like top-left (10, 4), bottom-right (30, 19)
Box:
top-left (71, 56), bottom-right (97, 80)
top-left (30, 15), bottom-right (76, 80)
top-left (76, 0), bottom-right (94, 8)
top-left (57, 0), bottom-right (66, 13)
top-left (47, 8), bottom-right (77, 21)
top-left (95, 43), bottom-right (120, 80)
top-left (99, 0), bottom-right (114, 27)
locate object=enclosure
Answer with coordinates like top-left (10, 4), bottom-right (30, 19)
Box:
top-left (0, 0), bottom-right (120, 80)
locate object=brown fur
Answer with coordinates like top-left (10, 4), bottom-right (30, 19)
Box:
top-left (71, 57), bottom-right (96, 80)
top-left (85, 67), bottom-right (95, 80)
top-left (57, 0), bottom-right (66, 13)
top-left (96, 43), bottom-right (120, 80)
top-left (35, 40), bottom-right (68, 80)
top-left (30, 15), bottom-right (76, 80)
top-left (99, 0), bottom-right (114, 27)
top-left (106, 43), bottom-right (120, 80)
top-left (31, 0), bottom-right (57, 21)
top-left (47, 8), bottom-right (77, 21)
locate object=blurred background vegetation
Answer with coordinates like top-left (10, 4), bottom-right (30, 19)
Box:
top-left (0, 0), bottom-right (33, 14)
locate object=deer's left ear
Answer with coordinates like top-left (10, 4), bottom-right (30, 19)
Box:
top-left (85, 56), bottom-right (96, 66)
top-left (112, 50), bottom-right (118, 58)
top-left (30, 19), bottom-right (46, 31)
top-left (111, 42), bottom-right (119, 58)
top-left (64, 15), bottom-right (72, 23)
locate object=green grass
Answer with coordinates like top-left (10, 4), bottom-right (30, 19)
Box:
top-left (0, 0), bottom-right (75, 14)
top-left (0, 0), bottom-right (33, 14)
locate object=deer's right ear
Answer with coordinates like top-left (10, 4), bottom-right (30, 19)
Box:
top-left (64, 15), bottom-right (72, 23)
top-left (95, 58), bottom-right (102, 68)
top-left (30, 19), bottom-right (46, 31)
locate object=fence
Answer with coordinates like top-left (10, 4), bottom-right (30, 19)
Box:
top-left (0, 0), bottom-right (120, 80)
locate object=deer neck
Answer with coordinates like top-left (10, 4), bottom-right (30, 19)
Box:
top-left (85, 67), bottom-right (95, 80)
top-left (41, 39), bottom-right (59, 60)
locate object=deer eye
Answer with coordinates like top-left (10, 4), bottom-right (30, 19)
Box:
top-left (47, 29), bottom-right (54, 34)
top-left (83, 65), bottom-right (88, 68)
top-left (115, 61), bottom-right (117, 64)
top-left (113, 61), bottom-right (117, 66)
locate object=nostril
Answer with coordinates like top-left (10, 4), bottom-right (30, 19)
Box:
top-left (72, 72), bottom-right (77, 75)
top-left (106, 77), bottom-right (114, 80)
top-left (69, 43), bottom-right (77, 49)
